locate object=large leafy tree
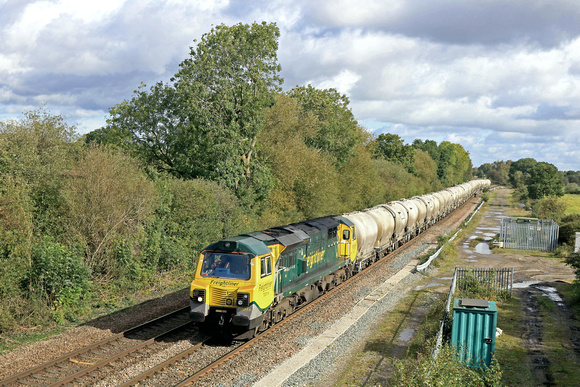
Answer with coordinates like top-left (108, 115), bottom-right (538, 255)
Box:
top-left (105, 22), bottom-right (282, 203)
top-left (287, 85), bottom-right (361, 168)
top-left (412, 139), bottom-right (440, 165)
top-left (527, 162), bottom-right (564, 199)
top-left (437, 141), bottom-right (472, 185)
top-left (509, 158), bottom-right (537, 187)
top-left (259, 94), bottom-right (341, 224)
top-left (374, 133), bottom-right (415, 173)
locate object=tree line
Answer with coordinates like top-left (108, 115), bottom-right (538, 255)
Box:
top-left (0, 22), bottom-right (474, 336)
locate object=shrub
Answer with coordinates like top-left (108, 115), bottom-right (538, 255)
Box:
top-left (27, 237), bottom-right (92, 311)
top-left (391, 341), bottom-right (502, 386)
top-left (559, 214), bottom-right (580, 246)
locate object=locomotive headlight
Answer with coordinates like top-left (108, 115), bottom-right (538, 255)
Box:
top-left (236, 292), bottom-right (249, 307)
top-left (192, 289), bottom-right (205, 303)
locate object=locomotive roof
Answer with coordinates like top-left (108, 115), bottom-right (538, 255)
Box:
top-left (206, 215), bottom-right (355, 255)
top-left (248, 226), bottom-right (310, 248)
top-left (204, 235), bottom-right (272, 256)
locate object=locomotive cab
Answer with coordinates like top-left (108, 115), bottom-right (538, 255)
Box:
top-left (189, 236), bottom-right (274, 333)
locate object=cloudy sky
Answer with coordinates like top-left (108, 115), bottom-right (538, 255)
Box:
top-left (1, 0), bottom-right (579, 170)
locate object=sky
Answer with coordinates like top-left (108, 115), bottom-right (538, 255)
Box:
top-left (1, 0), bottom-right (579, 171)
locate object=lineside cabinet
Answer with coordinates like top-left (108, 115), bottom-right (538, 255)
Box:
top-left (451, 298), bottom-right (497, 368)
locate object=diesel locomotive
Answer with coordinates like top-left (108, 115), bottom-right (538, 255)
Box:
top-left (189, 179), bottom-right (491, 337)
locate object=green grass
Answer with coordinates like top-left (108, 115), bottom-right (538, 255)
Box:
top-left (332, 290), bottom-right (446, 386)
top-left (562, 194), bottom-right (580, 215)
top-left (494, 296), bottom-right (536, 386)
top-left (535, 284), bottom-right (580, 385)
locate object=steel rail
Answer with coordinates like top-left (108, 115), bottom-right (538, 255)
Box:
top-left (0, 306), bottom-right (191, 386)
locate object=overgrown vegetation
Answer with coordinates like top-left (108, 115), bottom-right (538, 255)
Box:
top-left (391, 342), bottom-right (503, 386)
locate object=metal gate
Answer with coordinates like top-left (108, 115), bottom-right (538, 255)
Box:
top-left (500, 217), bottom-right (559, 251)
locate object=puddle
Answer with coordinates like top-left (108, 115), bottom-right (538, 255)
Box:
top-left (398, 328), bottom-right (415, 342)
top-left (475, 243), bottom-right (492, 255)
top-left (414, 283), bottom-right (446, 291)
top-left (475, 226), bottom-right (500, 232)
top-left (536, 286), bottom-right (564, 304)
top-left (513, 281), bottom-right (542, 289)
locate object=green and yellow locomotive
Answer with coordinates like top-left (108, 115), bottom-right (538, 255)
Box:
top-left (189, 216), bottom-right (357, 337)
top-left (189, 179), bottom-right (491, 337)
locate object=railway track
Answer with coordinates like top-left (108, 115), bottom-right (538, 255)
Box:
top-left (0, 307), bottom-right (197, 386)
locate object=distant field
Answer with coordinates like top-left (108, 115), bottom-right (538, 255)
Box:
top-left (562, 194), bottom-right (580, 215)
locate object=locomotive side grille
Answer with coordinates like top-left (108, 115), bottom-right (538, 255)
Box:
top-left (210, 287), bottom-right (236, 306)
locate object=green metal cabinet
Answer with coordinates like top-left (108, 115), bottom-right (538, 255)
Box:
top-left (451, 298), bottom-right (497, 368)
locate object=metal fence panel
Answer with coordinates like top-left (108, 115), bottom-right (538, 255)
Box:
top-left (455, 267), bottom-right (513, 296)
top-left (500, 217), bottom-right (559, 251)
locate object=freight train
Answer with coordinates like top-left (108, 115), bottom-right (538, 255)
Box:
top-left (189, 179), bottom-right (491, 338)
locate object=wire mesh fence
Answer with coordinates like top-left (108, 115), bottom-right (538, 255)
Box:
top-left (500, 217), bottom-right (559, 251)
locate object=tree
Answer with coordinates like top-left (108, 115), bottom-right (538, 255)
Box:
top-left (509, 158), bottom-right (537, 187)
top-left (287, 85), bottom-right (361, 168)
top-left (413, 139), bottom-right (472, 185)
top-left (0, 110), bottom-right (80, 237)
top-left (412, 139), bottom-right (440, 166)
top-left (105, 22), bottom-right (282, 204)
top-left (374, 133), bottom-right (415, 173)
top-left (487, 161), bottom-right (510, 186)
top-left (437, 141), bottom-right (472, 186)
top-left (413, 149), bottom-right (441, 191)
top-left (64, 146), bottom-right (156, 275)
top-left (527, 162), bottom-right (564, 199)
top-left (258, 94), bottom-right (341, 224)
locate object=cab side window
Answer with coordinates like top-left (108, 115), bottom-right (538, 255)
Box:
top-left (261, 255), bottom-right (272, 277)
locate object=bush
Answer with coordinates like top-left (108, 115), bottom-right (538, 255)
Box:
top-left (27, 237), bottom-right (92, 311)
top-left (391, 341), bottom-right (502, 386)
top-left (531, 196), bottom-right (566, 221)
top-left (559, 214), bottom-right (580, 246)
top-left (142, 177), bottom-right (247, 272)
